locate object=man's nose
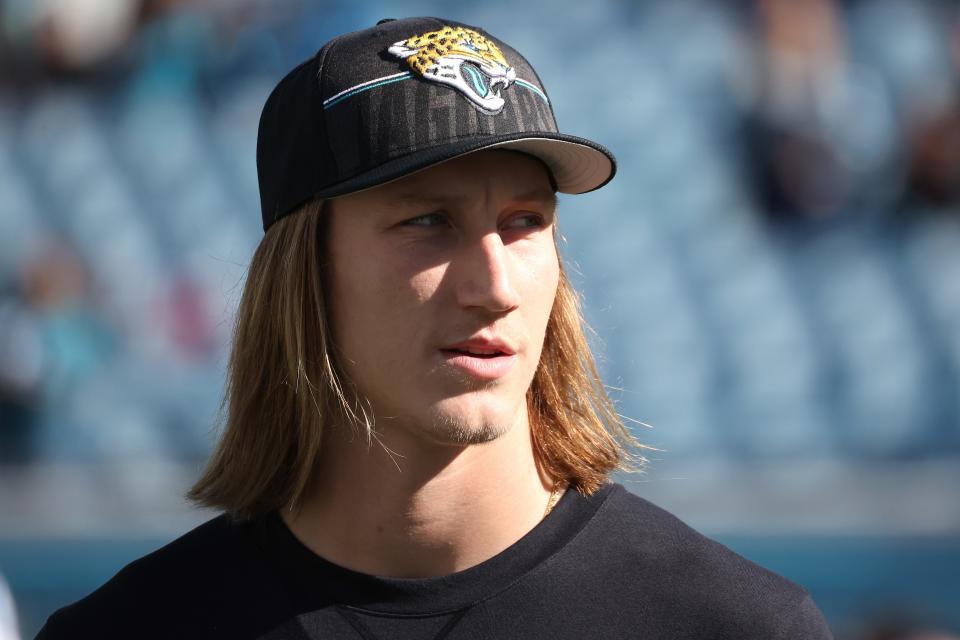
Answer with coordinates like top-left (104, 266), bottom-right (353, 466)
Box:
top-left (454, 232), bottom-right (521, 313)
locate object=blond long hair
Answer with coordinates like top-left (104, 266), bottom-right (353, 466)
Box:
top-left (187, 198), bottom-right (643, 521)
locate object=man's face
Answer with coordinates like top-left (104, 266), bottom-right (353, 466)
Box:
top-left (325, 150), bottom-right (560, 447)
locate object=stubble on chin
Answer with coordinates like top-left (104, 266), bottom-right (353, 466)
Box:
top-left (426, 411), bottom-right (511, 446)
top-left (376, 407), bottom-right (516, 448)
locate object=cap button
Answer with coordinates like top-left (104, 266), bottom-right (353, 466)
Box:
top-left (376, 18), bottom-right (396, 25)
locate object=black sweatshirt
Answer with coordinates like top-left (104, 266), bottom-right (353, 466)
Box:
top-left (37, 483), bottom-right (833, 639)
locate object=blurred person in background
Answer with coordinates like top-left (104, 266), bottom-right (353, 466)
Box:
top-left (900, 84), bottom-right (960, 211)
top-left (740, 0), bottom-right (871, 220)
top-left (0, 573), bottom-right (20, 640)
top-left (0, 0), bottom-right (138, 81)
top-left (0, 236), bottom-right (114, 463)
top-left (0, 279), bottom-right (44, 463)
top-left (890, 0), bottom-right (960, 212)
top-left (35, 16), bottom-right (833, 640)
top-left (17, 239), bottom-right (115, 406)
top-left (739, 0), bottom-right (960, 220)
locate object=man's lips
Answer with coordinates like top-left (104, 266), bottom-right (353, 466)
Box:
top-left (438, 338), bottom-right (517, 380)
top-left (440, 338), bottom-right (517, 357)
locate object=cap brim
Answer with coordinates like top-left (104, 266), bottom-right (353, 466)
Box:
top-left (487, 137), bottom-right (615, 194)
top-left (314, 132), bottom-right (616, 201)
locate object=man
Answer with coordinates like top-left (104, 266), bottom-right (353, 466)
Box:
top-left (38, 17), bottom-right (833, 639)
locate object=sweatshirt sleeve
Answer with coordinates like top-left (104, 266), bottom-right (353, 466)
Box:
top-left (777, 593), bottom-right (834, 640)
top-left (33, 610), bottom-right (63, 639)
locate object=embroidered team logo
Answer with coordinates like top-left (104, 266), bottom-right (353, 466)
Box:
top-left (387, 26), bottom-right (517, 115)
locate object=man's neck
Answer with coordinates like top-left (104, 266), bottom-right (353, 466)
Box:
top-left (280, 413), bottom-right (556, 578)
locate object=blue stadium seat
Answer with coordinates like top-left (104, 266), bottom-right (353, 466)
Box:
top-left (788, 227), bottom-right (937, 458)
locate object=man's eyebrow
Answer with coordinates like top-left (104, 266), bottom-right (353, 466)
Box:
top-left (516, 189), bottom-right (559, 211)
top-left (386, 190), bottom-right (558, 210)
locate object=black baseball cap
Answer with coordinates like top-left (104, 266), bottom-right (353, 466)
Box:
top-left (256, 17), bottom-right (616, 231)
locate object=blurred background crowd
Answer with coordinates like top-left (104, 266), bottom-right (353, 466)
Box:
top-left (0, 0), bottom-right (958, 637)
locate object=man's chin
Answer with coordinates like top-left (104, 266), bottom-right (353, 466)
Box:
top-left (421, 410), bottom-right (514, 446)
top-left (374, 394), bottom-right (526, 448)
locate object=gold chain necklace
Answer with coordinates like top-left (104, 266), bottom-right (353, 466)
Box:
top-left (542, 483), bottom-right (566, 519)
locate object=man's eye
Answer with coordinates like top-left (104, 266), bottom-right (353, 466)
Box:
top-left (504, 214), bottom-right (546, 230)
top-left (403, 212), bottom-right (448, 227)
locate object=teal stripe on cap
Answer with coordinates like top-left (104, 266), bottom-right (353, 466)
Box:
top-left (324, 73), bottom-right (414, 110)
top-left (515, 79), bottom-right (549, 105)
top-left (323, 72), bottom-right (549, 110)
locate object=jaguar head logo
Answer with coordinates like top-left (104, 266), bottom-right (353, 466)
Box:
top-left (388, 26), bottom-right (517, 115)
